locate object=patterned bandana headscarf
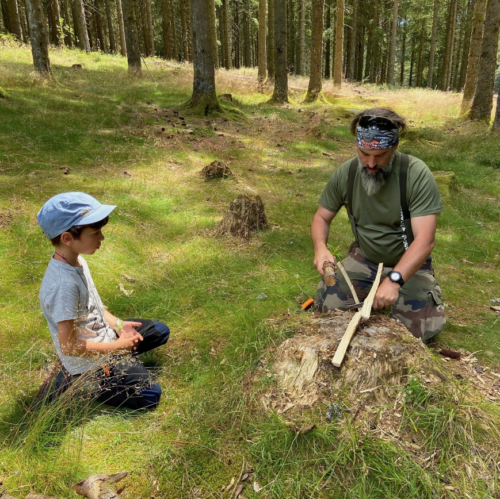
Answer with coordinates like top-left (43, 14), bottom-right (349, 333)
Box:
top-left (356, 116), bottom-right (399, 150)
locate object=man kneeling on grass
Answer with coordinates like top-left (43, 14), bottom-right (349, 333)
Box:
top-left (37, 192), bottom-right (169, 410)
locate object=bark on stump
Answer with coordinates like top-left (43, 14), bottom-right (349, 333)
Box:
top-left (263, 311), bottom-right (442, 413)
top-left (201, 161), bottom-right (233, 180)
top-left (217, 195), bottom-right (268, 239)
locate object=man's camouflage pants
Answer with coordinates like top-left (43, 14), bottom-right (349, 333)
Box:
top-left (315, 243), bottom-right (446, 342)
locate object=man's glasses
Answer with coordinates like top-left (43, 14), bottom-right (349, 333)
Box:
top-left (358, 116), bottom-right (398, 131)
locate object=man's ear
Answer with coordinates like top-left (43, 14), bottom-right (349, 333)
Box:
top-left (60, 231), bottom-right (74, 246)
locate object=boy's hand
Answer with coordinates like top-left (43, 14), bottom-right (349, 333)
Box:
top-left (114, 331), bottom-right (143, 352)
top-left (117, 321), bottom-right (144, 341)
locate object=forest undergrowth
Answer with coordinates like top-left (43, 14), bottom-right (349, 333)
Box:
top-left (1, 42), bottom-right (500, 498)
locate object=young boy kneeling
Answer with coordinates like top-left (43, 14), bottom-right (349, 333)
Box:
top-left (37, 192), bottom-right (169, 410)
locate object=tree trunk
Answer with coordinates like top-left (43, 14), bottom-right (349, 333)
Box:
top-left (180, 0), bottom-right (188, 60)
top-left (268, 0), bottom-right (275, 78)
top-left (408, 33), bottom-right (415, 86)
top-left (1, 0), bottom-right (11, 32)
top-left (61, 0), bottom-right (72, 46)
top-left (356, 23), bottom-right (364, 81)
top-left (469, 0), bottom-right (500, 121)
top-left (399, 21), bottom-right (406, 84)
top-left (161, 0), bottom-right (171, 58)
top-left (287, 0), bottom-right (295, 72)
top-left (104, 0), bottom-right (116, 52)
top-left (116, 0), bottom-right (126, 55)
top-left (187, 0), bottom-right (193, 61)
top-left (427, 0), bottom-right (439, 88)
top-left (25, 0), bottom-right (50, 74)
top-left (440, 0), bottom-right (457, 90)
top-left (7, 0), bottom-right (22, 38)
top-left (324, 0), bottom-right (331, 79)
top-left (243, 0), bottom-right (251, 66)
top-left (296, 0), bottom-right (305, 74)
top-left (48, 0), bottom-right (64, 46)
top-left (333, 0), bottom-right (344, 86)
top-left (458, 0), bottom-right (474, 91)
top-left (145, 0), bottom-right (154, 56)
top-left (387, 0), bottom-right (398, 85)
top-left (271, 0), bottom-right (288, 102)
top-left (233, 1), bottom-right (240, 68)
top-left (208, 0), bottom-right (218, 67)
top-left (190, 0), bottom-right (221, 112)
top-left (258, 0), bottom-right (267, 85)
top-left (416, 20), bottom-right (426, 87)
top-left (222, 0), bottom-right (231, 68)
top-left (348, 0), bottom-right (358, 80)
top-left (94, 0), bottom-right (106, 51)
top-left (305, 0), bottom-right (324, 101)
top-left (121, 0), bottom-right (142, 74)
top-left (461, 0), bottom-right (487, 112)
top-left (72, 0), bottom-right (90, 51)
top-left (137, 0), bottom-right (149, 56)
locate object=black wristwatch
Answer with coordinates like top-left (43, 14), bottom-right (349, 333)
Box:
top-left (389, 271), bottom-right (405, 287)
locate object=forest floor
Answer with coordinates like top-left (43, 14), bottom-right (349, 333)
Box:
top-left (1, 41), bottom-right (500, 499)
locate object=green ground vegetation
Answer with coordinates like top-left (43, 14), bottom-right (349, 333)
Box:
top-left (1, 42), bottom-right (500, 498)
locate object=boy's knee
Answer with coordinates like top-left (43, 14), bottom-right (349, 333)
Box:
top-left (153, 321), bottom-right (170, 345)
top-left (139, 382), bottom-right (162, 408)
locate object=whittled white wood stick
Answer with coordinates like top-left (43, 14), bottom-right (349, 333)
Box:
top-left (332, 311), bottom-right (363, 367)
top-left (337, 261), bottom-right (359, 304)
top-left (360, 263), bottom-right (384, 320)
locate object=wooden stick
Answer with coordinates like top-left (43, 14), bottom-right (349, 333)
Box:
top-left (337, 262), bottom-right (359, 304)
top-left (360, 263), bottom-right (384, 320)
top-left (332, 311), bottom-right (363, 367)
top-left (323, 261), bottom-right (337, 286)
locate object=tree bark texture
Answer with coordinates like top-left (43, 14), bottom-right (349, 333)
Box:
top-left (7, 0), bottom-right (23, 38)
top-left (458, 0), bottom-right (474, 91)
top-left (324, 0), bottom-right (331, 79)
top-left (258, 0), bottom-right (267, 84)
top-left (1, 0), bottom-right (10, 32)
top-left (268, 0), bottom-right (275, 77)
top-left (287, 0), bottom-right (295, 71)
top-left (461, 0), bottom-right (487, 112)
top-left (243, 0), bottom-right (251, 66)
top-left (145, 0), bottom-right (154, 56)
top-left (333, 0), bottom-right (344, 86)
top-left (121, 0), bottom-right (142, 74)
top-left (440, 0), bottom-right (457, 90)
top-left (25, 0), bottom-right (50, 74)
top-left (297, 0), bottom-right (305, 74)
top-left (61, 0), bottom-right (72, 46)
top-left (493, 91), bottom-right (500, 130)
top-left (116, 0), bottom-right (126, 55)
top-left (47, 0), bottom-right (63, 45)
top-left (388, 0), bottom-right (398, 85)
top-left (400, 24), bottom-right (406, 84)
top-left (469, 0), bottom-right (500, 121)
top-left (427, 0), bottom-right (439, 88)
top-left (348, 0), bottom-right (358, 81)
top-left (180, 0), bottom-right (188, 59)
top-left (104, 0), bottom-right (116, 52)
top-left (190, 0), bottom-right (221, 113)
top-left (271, 0), bottom-right (288, 102)
top-left (72, 0), bottom-right (90, 51)
top-left (94, 0), bottom-right (106, 51)
top-left (222, 0), bottom-right (231, 69)
top-left (208, 0), bottom-right (218, 67)
top-left (161, 0), bottom-right (171, 58)
top-left (305, 0), bottom-right (324, 101)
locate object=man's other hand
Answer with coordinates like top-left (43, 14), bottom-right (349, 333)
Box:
top-left (373, 278), bottom-right (400, 310)
top-left (314, 252), bottom-right (336, 275)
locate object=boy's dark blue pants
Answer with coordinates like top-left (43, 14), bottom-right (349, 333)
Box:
top-left (94, 319), bottom-right (170, 410)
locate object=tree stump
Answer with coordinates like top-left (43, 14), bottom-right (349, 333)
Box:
top-left (216, 195), bottom-right (268, 239)
top-left (262, 311), bottom-right (442, 412)
top-left (432, 171), bottom-right (456, 198)
top-left (200, 160), bottom-right (233, 180)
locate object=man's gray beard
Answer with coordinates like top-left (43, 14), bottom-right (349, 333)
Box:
top-left (358, 152), bottom-right (395, 196)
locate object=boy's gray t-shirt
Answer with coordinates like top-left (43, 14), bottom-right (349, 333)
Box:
top-left (39, 256), bottom-right (117, 375)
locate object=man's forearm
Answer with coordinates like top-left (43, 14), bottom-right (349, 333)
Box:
top-left (311, 213), bottom-right (331, 252)
top-left (393, 237), bottom-right (434, 282)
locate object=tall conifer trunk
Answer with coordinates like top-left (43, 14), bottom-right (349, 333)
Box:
top-left (388, 0), bottom-right (398, 85)
top-left (222, 0), bottom-right (231, 69)
top-left (7, 0), bottom-right (23, 39)
top-left (427, 0), bottom-right (439, 88)
top-left (268, 0), bottom-right (275, 78)
top-left (297, 0), bottom-right (305, 74)
top-left (469, 0), bottom-right (500, 121)
top-left (208, 0), bottom-right (218, 67)
top-left (116, 0), bottom-right (126, 55)
top-left (348, 0), bottom-right (358, 81)
top-left (25, 0), bottom-right (50, 74)
top-left (258, 0), bottom-right (267, 86)
top-left (333, 0), bottom-right (344, 86)
top-left (105, 0), bottom-right (116, 52)
top-left (122, 0), bottom-right (142, 74)
top-left (72, 0), bottom-right (90, 51)
top-left (270, 0), bottom-right (288, 102)
top-left (190, 0), bottom-right (221, 113)
top-left (461, 0), bottom-right (487, 112)
top-left (305, 0), bottom-right (324, 101)
top-left (324, 0), bottom-right (331, 79)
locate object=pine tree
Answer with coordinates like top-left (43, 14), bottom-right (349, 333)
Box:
top-left (270, 0), bottom-right (288, 103)
top-left (305, 0), bottom-right (324, 101)
top-left (25, 0), bottom-right (50, 74)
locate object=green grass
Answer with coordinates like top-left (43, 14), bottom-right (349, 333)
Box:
top-left (1, 42), bottom-right (500, 498)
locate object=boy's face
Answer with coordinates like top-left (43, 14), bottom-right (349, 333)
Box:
top-left (70, 226), bottom-right (105, 255)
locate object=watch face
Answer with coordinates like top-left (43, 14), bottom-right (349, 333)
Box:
top-left (390, 271), bottom-right (401, 281)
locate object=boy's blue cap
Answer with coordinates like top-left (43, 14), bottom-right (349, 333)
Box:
top-left (37, 192), bottom-right (116, 239)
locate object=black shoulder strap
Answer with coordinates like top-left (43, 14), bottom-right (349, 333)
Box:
top-left (399, 153), bottom-right (410, 221)
top-left (347, 157), bottom-right (358, 216)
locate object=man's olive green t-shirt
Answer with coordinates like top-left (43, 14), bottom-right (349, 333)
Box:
top-left (319, 150), bottom-right (443, 266)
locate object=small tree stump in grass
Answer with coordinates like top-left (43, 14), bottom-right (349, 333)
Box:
top-left (433, 171), bottom-right (456, 198)
top-left (217, 194), bottom-right (268, 239)
top-left (201, 160), bottom-right (233, 180)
